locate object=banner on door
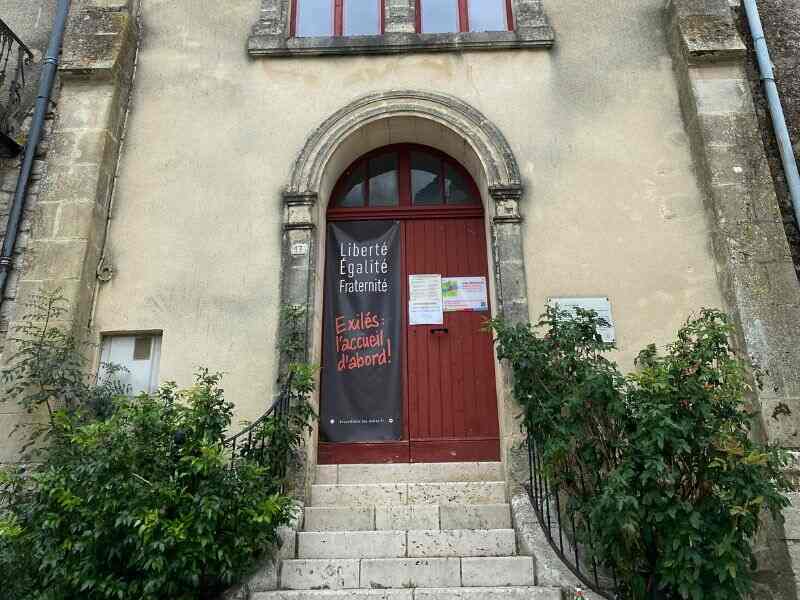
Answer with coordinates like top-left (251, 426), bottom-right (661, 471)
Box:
top-left (321, 221), bottom-right (403, 442)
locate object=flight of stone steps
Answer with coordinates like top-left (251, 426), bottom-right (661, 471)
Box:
top-left (253, 461), bottom-right (562, 600)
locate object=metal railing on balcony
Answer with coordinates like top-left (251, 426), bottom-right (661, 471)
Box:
top-left (0, 17), bottom-right (33, 157)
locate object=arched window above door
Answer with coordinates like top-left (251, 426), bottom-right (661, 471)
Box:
top-left (330, 144), bottom-right (480, 214)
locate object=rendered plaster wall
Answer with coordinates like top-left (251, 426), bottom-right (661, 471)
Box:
top-left (92, 0), bottom-right (723, 436)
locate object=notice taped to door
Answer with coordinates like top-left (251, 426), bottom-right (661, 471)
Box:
top-left (408, 274), bottom-right (444, 325)
top-left (321, 221), bottom-right (402, 442)
top-left (442, 276), bottom-right (488, 312)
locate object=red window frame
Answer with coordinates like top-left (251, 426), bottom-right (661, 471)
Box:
top-left (414, 0), bottom-right (514, 33)
top-left (291, 0), bottom-right (385, 37)
top-left (328, 144), bottom-right (483, 222)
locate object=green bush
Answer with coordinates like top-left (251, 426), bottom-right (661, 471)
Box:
top-left (490, 307), bottom-right (790, 600)
top-left (0, 293), bottom-right (315, 600)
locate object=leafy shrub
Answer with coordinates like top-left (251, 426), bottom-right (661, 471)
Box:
top-left (1, 293), bottom-right (128, 441)
top-left (0, 293), bottom-right (316, 600)
top-left (490, 307), bottom-right (790, 600)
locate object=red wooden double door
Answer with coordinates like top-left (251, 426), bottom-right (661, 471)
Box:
top-left (319, 144), bottom-right (500, 464)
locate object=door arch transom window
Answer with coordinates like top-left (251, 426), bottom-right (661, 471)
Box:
top-left (329, 144), bottom-right (482, 219)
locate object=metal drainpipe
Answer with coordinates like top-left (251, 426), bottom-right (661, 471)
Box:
top-left (0, 0), bottom-right (71, 305)
top-left (742, 0), bottom-right (800, 228)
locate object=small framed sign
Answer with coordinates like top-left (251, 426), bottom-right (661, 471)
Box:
top-left (547, 297), bottom-right (616, 344)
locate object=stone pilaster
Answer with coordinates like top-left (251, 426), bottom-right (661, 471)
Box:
top-left (279, 192), bottom-right (317, 366)
top-left (489, 185), bottom-right (528, 324)
top-left (0, 0), bottom-right (138, 462)
top-left (668, 1), bottom-right (800, 597)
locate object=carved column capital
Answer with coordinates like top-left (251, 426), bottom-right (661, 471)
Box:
top-left (283, 191), bottom-right (318, 231)
top-left (489, 185), bottom-right (524, 223)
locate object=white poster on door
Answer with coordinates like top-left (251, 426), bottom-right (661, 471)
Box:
top-left (409, 274), bottom-right (444, 325)
top-left (442, 276), bottom-right (489, 312)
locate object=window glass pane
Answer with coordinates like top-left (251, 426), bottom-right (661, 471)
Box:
top-left (421, 0), bottom-right (459, 33)
top-left (411, 151), bottom-right (443, 205)
top-left (445, 162), bottom-right (477, 204)
top-left (99, 334), bottom-right (162, 396)
top-left (296, 0), bottom-right (333, 37)
top-left (468, 0), bottom-right (507, 31)
top-left (345, 0), bottom-right (381, 35)
top-left (337, 163), bottom-right (366, 207)
top-left (368, 153), bottom-right (399, 206)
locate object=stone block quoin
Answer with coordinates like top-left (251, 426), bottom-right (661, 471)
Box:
top-left (668, 1), bottom-right (800, 597)
top-left (0, 0), bottom-right (139, 463)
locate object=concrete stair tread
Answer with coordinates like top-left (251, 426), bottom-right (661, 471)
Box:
top-left (279, 556), bottom-right (535, 590)
top-left (303, 503), bottom-right (511, 532)
top-left (316, 462), bottom-right (504, 485)
top-left (296, 529), bottom-right (517, 558)
top-left (310, 482), bottom-right (507, 507)
top-left (254, 587), bottom-right (561, 599)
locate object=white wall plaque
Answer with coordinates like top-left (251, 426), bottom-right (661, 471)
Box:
top-left (548, 297), bottom-right (616, 344)
top-left (291, 242), bottom-right (309, 256)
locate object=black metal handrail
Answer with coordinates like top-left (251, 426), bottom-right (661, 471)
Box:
top-left (224, 371), bottom-right (294, 486)
top-left (0, 17), bottom-right (33, 156)
top-left (527, 430), bottom-right (619, 599)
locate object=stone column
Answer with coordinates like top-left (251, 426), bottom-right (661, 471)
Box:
top-left (279, 192), bottom-right (318, 367)
top-left (668, 1), bottom-right (800, 597)
top-left (278, 191), bottom-right (318, 499)
top-left (489, 184), bottom-right (533, 497)
top-left (489, 185), bottom-right (529, 324)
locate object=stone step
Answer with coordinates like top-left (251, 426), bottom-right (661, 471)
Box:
top-left (376, 504), bottom-right (441, 530)
top-left (461, 557), bottom-right (535, 587)
top-left (254, 592), bottom-right (412, 600)
top-left (303, 503), bottom-right (511, 531)
top-left (279, 556), bottom-right (535, 590)
top-left (413, 590), bottom-right (561, 600)
top-left (297, 530), bottom-right (406, 559)
top-left (296, 529), bottom-right (516, 559)
top-left (253, 588), bottom-right (561, 600)
top-left (280, 559), bottom-right (360, 590)
top-left (361, 557), bottom-right (462, 588)
top-left (440, 504), bottom-right (512, 530)
top-left (309, 482), bottom-right (506, 507)
top-left (406, 529), bottom-right (516, 558)
top-left (316, 462), bottom-right (504, 485)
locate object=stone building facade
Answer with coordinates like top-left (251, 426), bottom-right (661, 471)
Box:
top-left (1, 0), bottom-right (799, 596)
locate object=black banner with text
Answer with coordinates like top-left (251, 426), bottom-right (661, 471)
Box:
top-left (321, 220), bottom-right (402, 442)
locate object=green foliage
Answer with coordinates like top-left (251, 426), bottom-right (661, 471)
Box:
top-left (0, 372), bottom-right (299, 600)
top-left (490, 307), bottom-right (790, 600)
top-left (0, 294), bottom-right (317, 600)
top-left (279, 304), bottom-right (309, 366)
top-left (1, 291), bottom-right (128, 432)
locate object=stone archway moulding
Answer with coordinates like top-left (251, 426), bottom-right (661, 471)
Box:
top-left (278, 90), bottom-right (530, 385)
top-left (286, 90), bottom-right (522, 196)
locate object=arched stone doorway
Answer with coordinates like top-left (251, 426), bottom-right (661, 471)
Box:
top-left (319, 143), bottom-right (499, 463)
top-left (278, 91), bottom-right (529, 466)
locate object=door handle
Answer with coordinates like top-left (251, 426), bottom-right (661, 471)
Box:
top-left (430, 327), bottom-right (449, 334)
